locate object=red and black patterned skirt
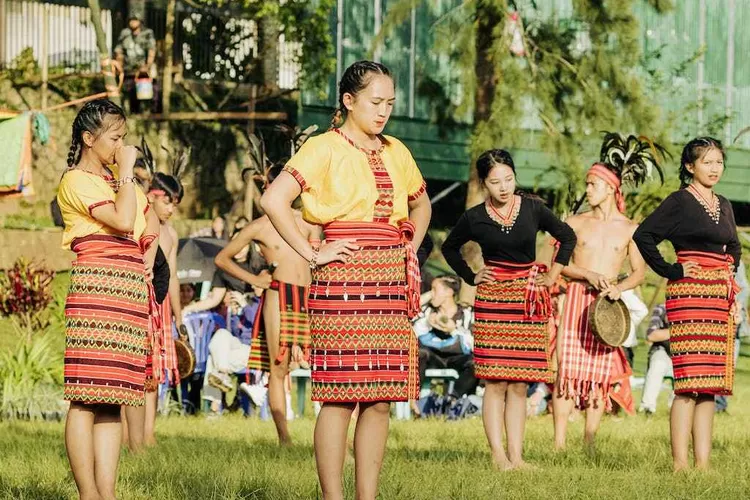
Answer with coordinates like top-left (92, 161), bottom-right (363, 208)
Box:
top-left (309, 221), bottom-right (419, 403)
top-left (64, 234), bottom-right (149, 406)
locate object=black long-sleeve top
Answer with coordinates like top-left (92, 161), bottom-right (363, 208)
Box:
top-left (633, 189), bottom-right (741, 281)
top-left (441, 197), bottom-right (577, 285)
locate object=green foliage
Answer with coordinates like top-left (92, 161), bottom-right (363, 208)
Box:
top-left (182, 0), bottom-right (335, 93)
top-left (381, 0), bottom-right (684, 213)
top-left (0, 259), bottom-right (56, 330)
top-left (0, 334), bottom-right (64, 421)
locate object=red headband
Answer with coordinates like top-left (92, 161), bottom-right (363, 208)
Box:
top-left (149, 189), bottom-right (166, 196)
top-left (587, 163), bottom-right (625, 213)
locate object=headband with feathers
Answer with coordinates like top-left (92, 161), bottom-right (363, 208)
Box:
top-left (598, 132), bottom-right (669, 186)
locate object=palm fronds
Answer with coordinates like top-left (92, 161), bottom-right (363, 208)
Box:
top-left (599, 132), bottom-right (670, 186)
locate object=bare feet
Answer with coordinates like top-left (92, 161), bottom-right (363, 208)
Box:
top-left (673, 462), bottom-right (690, 473)
top-left (510, 460), bottom-right (538, 471)
top-left (492, 455), bottom-right (513, 471)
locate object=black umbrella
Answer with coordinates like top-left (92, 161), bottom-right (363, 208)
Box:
top-left (176, 237), bottom-right (227, 283)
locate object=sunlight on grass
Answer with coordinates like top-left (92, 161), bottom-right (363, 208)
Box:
top-left (2, 350), bottom-right (750, 499)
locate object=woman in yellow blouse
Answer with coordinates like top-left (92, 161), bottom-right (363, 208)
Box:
top-left (57, 99), bottom-right (158, 499)
top-left (262, 61), bottom-right (431, 500)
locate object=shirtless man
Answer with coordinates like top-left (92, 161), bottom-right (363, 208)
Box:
top-left (215, 166), bottom-right (320, 446)
top-left (552, 161), bottom-right (646, 451)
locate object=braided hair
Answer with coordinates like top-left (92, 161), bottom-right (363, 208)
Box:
top-left (66, 99), bottom-right (126, 169)
top-left (331, 60), bottom-right (392, 128)
top-left (679, 136), bottom-right (725, 188)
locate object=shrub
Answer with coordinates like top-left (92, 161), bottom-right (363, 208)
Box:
top-left (0, 258), bottom-right (56, 329)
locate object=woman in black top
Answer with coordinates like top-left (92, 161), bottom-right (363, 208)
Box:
top-left (442, 149), bottom-right (576, 470)
top-left (633, 137), bottom-right (741, 472)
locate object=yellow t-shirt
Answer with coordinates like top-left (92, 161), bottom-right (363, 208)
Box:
top-left (283, 130), bottom-right (426, 227)
top-left (57, 168), bottom-right (149, 249)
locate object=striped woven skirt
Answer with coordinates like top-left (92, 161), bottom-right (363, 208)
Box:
top-left (666, 251), bottom-right (738, 396)
top-left (474, 261), bottom-right (553, 383)
top-left (309, 221), bottom-right (419, 403)
top-left (248, 280), bottom-right (311, 371)
top-left (154, 296), bottom-right (180, 385)
top-left (64, 234), bottom-right (149, 406)
top-left (557, 282), bottom-right (633, 412)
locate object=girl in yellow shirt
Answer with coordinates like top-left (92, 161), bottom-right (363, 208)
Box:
top-left (57, 99), bottom-right (158, 499)
top-left (262, 61), bottom-right (432, 500)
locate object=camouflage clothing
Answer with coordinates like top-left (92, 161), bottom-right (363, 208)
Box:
top-left (115, 27), bottom-right (156, 72)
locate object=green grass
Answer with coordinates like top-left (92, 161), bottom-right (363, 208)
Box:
top-left (2, 272), bottom-right (750, 498)
top-left (1, 352), bottom-right (750, 499)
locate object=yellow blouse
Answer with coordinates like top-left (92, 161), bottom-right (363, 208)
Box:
top-left (57, 167), bottom-right (149, 249)
top-left (283, 130), bottom-right (426, 227)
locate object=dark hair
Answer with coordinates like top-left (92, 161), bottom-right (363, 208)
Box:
top-left (267, 165), bottom-right (284, 185)
top-left (331, 60), bottom-right (392, 128)
top-left (150, 172), bottom-right (184, 203)
top-left (679, 137), bottom-right (725, 188)
top-left (476, 149), bottom-right (515, 182)
top-left (128, 16), bottom-right (140, 22)
top-left (66, 99), bottom-right (126, 169)
top-left (436, 275), bottom-right (461, 297)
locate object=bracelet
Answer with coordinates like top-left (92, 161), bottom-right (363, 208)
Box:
top-left (309, 248), bottom-right (319, 269)
top-left (118, 176), bottom-right (137, 186)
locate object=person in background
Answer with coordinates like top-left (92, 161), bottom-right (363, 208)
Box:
top-left (715, 260), bottom-right (748, 412)
top-left (638, 303), bottom-right (672, 415)
top-left (620, 289), bottom-right (649, 369)
top-left (188, 216), bottom-right (228, 240)
top-left (413, 275), bottom-right (477, 403)
top-left (114, 16), bottom-right (158, 114)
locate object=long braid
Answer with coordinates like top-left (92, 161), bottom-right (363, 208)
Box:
top-left (330, 61), bottom-right (391, 129)
top-left (66, 127), bottom-right (80, 168)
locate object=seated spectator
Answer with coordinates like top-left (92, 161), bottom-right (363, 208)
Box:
top-left (190, 216), bottom-right (228, 240)
top-left (638, 303), bottom-right (673, 415)
top-left (413, 275), bottom-right (478, 400)
top-left (620, 289), bottom-right (648, 369)
top-left (526, 383), bottom-right (551, 417)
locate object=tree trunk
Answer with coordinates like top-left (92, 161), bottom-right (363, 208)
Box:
top-left (87, 0), bottom-right (121, 106)
top-left (259, 14), bottom-right (280, 92)
top-left (458, 1), bottom-right (505, 304)
top-left (157, 0), bottom-right (177, 173)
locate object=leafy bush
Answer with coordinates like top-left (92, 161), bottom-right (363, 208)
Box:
top-left (0, 334), bottom-right (65, 421)
top-left (0, 258), bottom-right (56, 329)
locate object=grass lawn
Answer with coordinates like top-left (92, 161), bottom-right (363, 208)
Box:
top-left (2, 273), bottom-right (750, 498)
top-left (1, 352), bottom-right (750, 499)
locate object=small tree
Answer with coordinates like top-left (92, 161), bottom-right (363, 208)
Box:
top-left (0, 258), bottom-right (56, 332)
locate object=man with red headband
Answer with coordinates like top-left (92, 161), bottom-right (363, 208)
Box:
top-left (551, 133), bottom-right (662, 451)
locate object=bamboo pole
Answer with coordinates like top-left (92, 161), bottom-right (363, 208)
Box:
top-left (40, 4), bottom-right (49, 110)
top-left (149, 111), bottom-right (286, 121)
top-left (87, 0), bottom-right (121, 106)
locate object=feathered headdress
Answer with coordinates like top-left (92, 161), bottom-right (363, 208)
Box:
top-left (137, 136), bottom-right (155, 177)
top-left (598, 132), bottom-right (669, 186)
top-left (241, 124), bottom-right (318, 191)
top-left (160, 145), bottom-right (190, 179)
